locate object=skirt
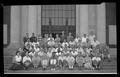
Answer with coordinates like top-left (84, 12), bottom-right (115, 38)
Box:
top-left (32, 57), bottom-right (41, 67)
top-left (9, 63), bottom-right (24, 70)
top-left (41, 59), bottom-right (48, 68)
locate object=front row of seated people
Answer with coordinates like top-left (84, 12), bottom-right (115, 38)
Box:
top-left (9, 32), bottom-right (111, 71)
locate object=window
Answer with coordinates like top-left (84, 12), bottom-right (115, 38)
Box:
top-left (41, 5), bottom-right (76, 26)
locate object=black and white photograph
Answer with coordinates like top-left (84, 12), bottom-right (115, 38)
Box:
top-left (3, 2), bottom-right (117, 74)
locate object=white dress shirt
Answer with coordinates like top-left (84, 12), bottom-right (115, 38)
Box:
top-left (22, 56), bottom-right (31, 63)
top-left (15, 55), bottom-right (22, 62)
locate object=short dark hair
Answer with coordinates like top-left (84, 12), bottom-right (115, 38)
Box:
top-left (16, 51), bottom-right (20, 55)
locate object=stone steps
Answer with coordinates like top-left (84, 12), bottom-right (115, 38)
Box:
top-left (4, 61), bottom-right (117, 70)
top-left (4, 48), bottom-right (117, 71)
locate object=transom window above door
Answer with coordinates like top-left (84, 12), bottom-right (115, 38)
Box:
top-left (41, 5), bottom-right (76, 26)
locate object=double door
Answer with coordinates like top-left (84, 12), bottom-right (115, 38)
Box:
top-left (41, 25), bottom-right (76, 38)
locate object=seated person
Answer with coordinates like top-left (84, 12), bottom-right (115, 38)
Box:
top-left (34, 44), bottom-right (40, 52)
top-left (24, 43), bottom-right (32, 53)
top-left (9, 51), bottom-right (24, 70)
top-left (62, 39), bottom-right (69, 48)
top-left (40, 52), bottom-right (49, 70)
top-left (29, 46), bottom-right (35, 58)
top-left (22, 52), bottom-right (32, 70)
top-left (47, 38), bottom-right (55, 47)
top-left (38, 36), bottom-right (44, 48)
top-left (69, 40), bottom-right (76, 48)
top-left (25, 39), bottom-right (32, 47)
top-left (43, 34), bottom-right (49, 48)
top-left (57, 53), bottom-right (66, 69)
top-left (38, 48), bottom-right (44, 57)
top-left (62, 44), bottom-right (69, 54)
top-left (50, 52), bottom-right (57, 70)
top-left (85, 47), bottom-right (92, 56)
top-left (92, 55), bottom-right (102, 70)
top-left (47, 49), bottom-right (52, 58)
top-left (32, 52), bottom-right (41, 69)
top-left (84, 55), bottom-right (94, 70)
top-left (30, 33), bottom-right (37, 43)
top-left (91, 38), bottom-right (100, 48)
top-left (74, 34), bottom-right (81, 43)
top-left (98, 44), bottom-right (110, 61)
top-left (54, 34), bottom-right (60, 44)
top-left (31, 41), bottom-right (39, 48)
top-left (76, 53), bottom-right (85, 69)
top-left (51, 47), bottom-right (56, 53)
top-left (18, 48), bottom-right (25, 57)
top-left (76, 46), bottom-right (85, 56)
top-left (55, 45), bottom-right (63, 56)
top-left (66, 54), bottom-right (75, 69)
top-left (71, 47), bottom-right (78, 57)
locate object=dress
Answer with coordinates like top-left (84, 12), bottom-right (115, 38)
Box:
top-left (32, 55), bottom-right (41, 67)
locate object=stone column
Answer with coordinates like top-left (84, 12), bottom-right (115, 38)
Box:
top-left (20, 6), bottom-right (29, 46)
top-left (36, 5), bottom-right (41, 35)
top-left (88, 5), bottom-right (97, 36)
top-left (97, 3), bottom-right (106, 43)
top-left (28, 6), bottom-right (37, 36)
top-left (9, 6), bottom-right (20, 48)
top-left (80, 5), bottom-right (88, 35)
top-left (76, 5), bottom-right (80, 36)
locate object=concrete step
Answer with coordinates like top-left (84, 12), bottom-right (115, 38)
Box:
top-left (4, 56), bottom-right (12, 64)
top-left (4, 48), bottom-right (17, 56)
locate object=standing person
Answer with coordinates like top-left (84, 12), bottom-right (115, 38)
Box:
top-left (30, 33), bottom-right (37, 43)
top-left (23, 33), bottom-right (30, 44)
top-left (88, 32), bottom-right (96, 44)
top-left (81, 34), bottom-right (89, 48)
top-left (38, 35), bottom-right (44, 48)
top-left (67, 32), bottom-right (74, 43)
top-left (9, 51), bottom-right (24, 70)
top-left (48, 34), bottom-right (54, 41)
top-left (60, 31), bottom-right (66, 43)
top-left (43, 34), bottom-right (49, 48)
top-left (54, 34), bottom-right (61, 47)
top-left (74, 34), bottom-right (81, 43)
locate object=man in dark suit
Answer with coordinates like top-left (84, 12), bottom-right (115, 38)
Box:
top-left (60, 31), bottom-right (66, 43)
top-left (30, 33), bottom-right (37, 43)
top-left (67, 32), bottom-right (74, 42)
top-left (23, 33), bottom-right (30, 44)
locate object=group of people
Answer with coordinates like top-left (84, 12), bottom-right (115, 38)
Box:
top-left (9, 31), bottom-right (111, 71)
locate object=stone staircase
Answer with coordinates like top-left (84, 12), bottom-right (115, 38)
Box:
top-left (4, 48), bottom-right (117, 72)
